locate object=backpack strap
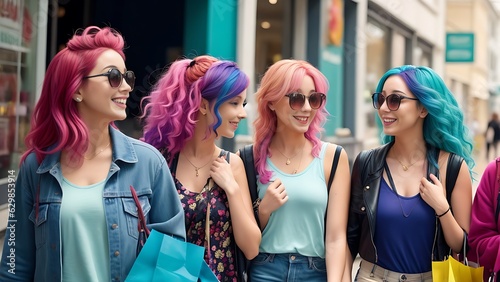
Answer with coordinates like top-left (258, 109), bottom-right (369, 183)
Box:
top-left (327, 145), bottom-right (343, 192)
top-left (444, 152), bottom-right (466, 255)
top-left (325, 145), bottom-right (342, 239)
top-left (445, 153), bottom-right (463, 206)
top-left (238, 144), bottom-right (260, 228)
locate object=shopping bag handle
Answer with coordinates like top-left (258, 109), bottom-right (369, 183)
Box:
top-left (130, 185), bottom-right (151, 237)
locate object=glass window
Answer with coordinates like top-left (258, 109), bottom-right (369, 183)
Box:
top-left (415, 40), bottom-right (432, 67)
top-left (364, 19), bottom-right (389, 137)
top-left (391, 31), bottom-right (406, 67)
top-left (255, 0), bottom-right (293, 80)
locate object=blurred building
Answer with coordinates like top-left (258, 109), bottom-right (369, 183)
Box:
top-left (1, 0), bottom-right (499, 217)
top-left (0, 0), bottom-right (47, 215)
top-left (445, 0), bottom-right (500, 153)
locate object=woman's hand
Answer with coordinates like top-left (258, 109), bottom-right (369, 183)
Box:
top-left (259, 178), bottom-right (288, 216)
top-left (420, 174), bottom-right (449, 215)
top-left (210, 155), bottom-right (239, 195)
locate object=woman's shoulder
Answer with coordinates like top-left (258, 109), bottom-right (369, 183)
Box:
top-left (125, 136), bottom-right (165, 163)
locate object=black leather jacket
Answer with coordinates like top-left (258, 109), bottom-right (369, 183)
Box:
top-left (346, 142), bottom-right (463, 264)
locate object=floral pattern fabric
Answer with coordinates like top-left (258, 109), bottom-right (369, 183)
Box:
top-left (173, 150), bottom-right (237, 282)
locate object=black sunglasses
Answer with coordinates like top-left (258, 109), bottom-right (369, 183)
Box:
top-left (372, 92), bottom-right (419, 111)
top-left (84, 68), bottom-right (136, 90)
top-left (284, 92), bottom-right (326, 110)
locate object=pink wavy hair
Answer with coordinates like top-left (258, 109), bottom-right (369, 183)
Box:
top-left (254, 59), bottom-right (329, 183)
top-left (21, 26), bottom-right (126, 164)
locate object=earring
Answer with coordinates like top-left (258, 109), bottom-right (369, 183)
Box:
top-left (74, 97), bottom-right (82, 102)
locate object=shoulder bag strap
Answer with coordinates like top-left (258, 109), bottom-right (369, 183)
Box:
top-left (445, 153), bottom-right (463, 205)
top-left (327, 145), bottom-right (343, 191)
top-left (130, 185), bottom-right (150, 256)
top-left (239, 144), bottom-right (260, 227)
top-left (444, 153), bottom-right (466, 255)
top-left (325, 145), bottom-right (342, 239)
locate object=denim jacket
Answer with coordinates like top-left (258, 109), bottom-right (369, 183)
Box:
top-left (0, 126), bottom-right (186, 281)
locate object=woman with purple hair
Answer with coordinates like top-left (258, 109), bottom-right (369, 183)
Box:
top-left (347, 65), bottom-right (474, 281)
top-left (141, 55), bottom-right (261, 281)
top-left (0, 26), bottom-right (185, 281)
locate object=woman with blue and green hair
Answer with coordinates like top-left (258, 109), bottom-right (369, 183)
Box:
top-left (346, 65), bottom-right (474, 281)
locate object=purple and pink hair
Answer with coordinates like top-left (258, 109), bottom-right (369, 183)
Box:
top-left (141, 55), bottom-right (249, 164)
top-left (253, 59), bottom-right (329, 184)
top-left (22, 26), bottom-right (126, 164)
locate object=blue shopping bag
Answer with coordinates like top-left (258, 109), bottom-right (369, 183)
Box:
top-left (126, 229), bottom-right (218, 282)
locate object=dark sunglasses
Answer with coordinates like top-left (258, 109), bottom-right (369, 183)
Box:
top-left (84, 68), bottom-right (136, 90)
top-left (284, 92), bottom-right (326, 110)
top-left (372, 92), bottom-right (419, 111)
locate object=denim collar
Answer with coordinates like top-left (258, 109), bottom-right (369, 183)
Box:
top-left (37, 125), bottom-right (138, 174)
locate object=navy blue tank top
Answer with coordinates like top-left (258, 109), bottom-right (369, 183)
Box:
top-left (374, 167), bottom-right (435, 273)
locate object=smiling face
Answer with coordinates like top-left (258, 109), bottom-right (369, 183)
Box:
top-left (272, 75), bottom-right (319, 134)
top-left (213, 90), bottom-right (247, 138)
top-left (378, 75), bottom-right (427, 136)
top-left (76, 49), bottom-right (132, 125)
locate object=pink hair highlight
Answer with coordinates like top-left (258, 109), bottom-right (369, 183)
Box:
top-left (141, 55), bottom-right (218, 163)
top-left (253, 59), bottom-right (329, 183)
top-left (21, 26), bottom-right (126, 164)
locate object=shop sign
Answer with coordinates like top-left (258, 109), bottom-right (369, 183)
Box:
top-left (445, 33), bottom-right (474, 63)
top-left (0, 28), bottom-right (21, 46)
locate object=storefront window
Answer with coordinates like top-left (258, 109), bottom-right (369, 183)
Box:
top-left (255, 0), bottom-right (291, 79)
top-left (415, 41), bottom-right (432, 67)
top-left (0, 0), bottom-right (43, 207)
top-left (364, 19), bottom-right (389, 139)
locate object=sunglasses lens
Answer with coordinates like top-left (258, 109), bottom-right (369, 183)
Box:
top-left (374, 93), bottom-right (383, 109)
top-left (387, 94), bottom-right (401, 110)
top-left (289, 93), bottom-right (305, 110)
top-left (125, 71), bottom-right (135, 90)
top-left (108, 69), bottom-right (122, 88)
top-left (309, 93), bottom-right (324, 109)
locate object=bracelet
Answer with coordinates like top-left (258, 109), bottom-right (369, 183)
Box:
top-left (436, 207), bottom-right (450, 218)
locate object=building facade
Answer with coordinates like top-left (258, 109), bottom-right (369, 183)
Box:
top-left (0, 0), bottom-right (48, 211)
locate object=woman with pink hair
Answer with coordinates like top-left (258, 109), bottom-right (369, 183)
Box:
top-left (0, 26), bottom-right (185, 281)
top-left (142, 55), bottom-right (261, 281)
top-left (248, 59), bottom-right (351, 281)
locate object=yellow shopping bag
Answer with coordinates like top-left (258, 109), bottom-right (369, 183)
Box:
top-left (432, 256), bottom-right (483, 282)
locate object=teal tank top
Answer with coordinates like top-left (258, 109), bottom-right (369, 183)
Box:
top-left (60, 178), bottom-right (109, 281)
top-left (257, 142), bottom-right (328, 258)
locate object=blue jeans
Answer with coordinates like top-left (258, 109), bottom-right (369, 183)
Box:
top-left (249, 253), bottom-right (326, 282)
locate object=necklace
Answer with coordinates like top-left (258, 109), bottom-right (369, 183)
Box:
top-left (384, 162), bottom-right (420, 218)
top-left (396, 157), bottom-right (420, 171)
top-left (183, 147), bottom-right (217, 177)
top-left (275, 147), bottom-right (301, 165)
top-left (292, 149), bottom-right (305, 174)
top-left (84, 142), bottom-right (110, 160)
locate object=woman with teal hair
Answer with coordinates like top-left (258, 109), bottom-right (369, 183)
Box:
top-left (346, 65), bottom-right (474, 281)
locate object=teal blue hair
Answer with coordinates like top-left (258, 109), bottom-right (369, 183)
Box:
top-left (375, 65), bottom-right (475, 174)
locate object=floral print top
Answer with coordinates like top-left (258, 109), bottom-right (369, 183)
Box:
top-left (171, 150), bottom-right (237, 282)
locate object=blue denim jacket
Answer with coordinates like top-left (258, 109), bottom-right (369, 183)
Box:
top-left (0, 127), bottom-right (186, 281)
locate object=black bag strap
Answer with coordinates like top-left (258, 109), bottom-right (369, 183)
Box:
top-left (327, 146), bottom-right (343, 191)
top-left (238, 144), bottom-right (260, 228)
top-left (445, 153), bottom-right (463, 206)
top-left (324, 145), bottom-right (342, 239)
top-left (444, 152), bottom-right (468, 255)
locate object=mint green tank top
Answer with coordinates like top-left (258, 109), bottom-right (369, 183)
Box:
top-left (257, 142), bottom-right (328, 258)
top-left (60, 178), bottom-right (110, 281)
